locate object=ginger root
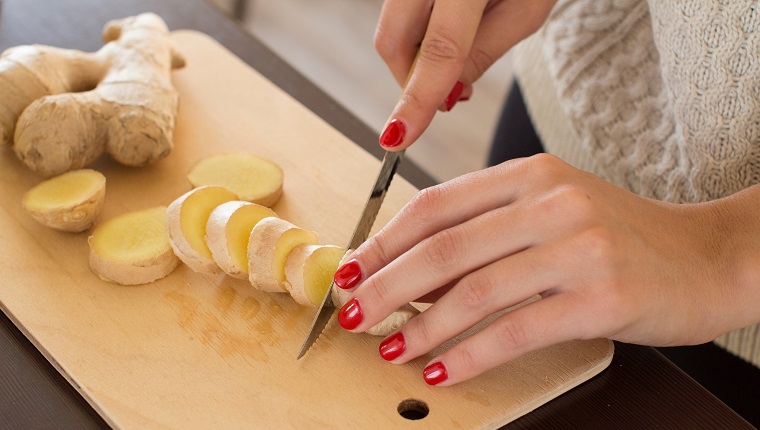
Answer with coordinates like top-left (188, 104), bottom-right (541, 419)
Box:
top-left (166, 186), bottom-right (238, 274)
top-left (0, 13), bottom-right (185, 177)
top-left (247, 217), bottom-right (319, 293)
top-left (22, 169), bottom-right (106, 232)
top-left (284, 244), bottom-right (344, 307)
top-left (89, 206), bottom-right (179, 285)
top-left (187, 153), bottom-right (284, 207)
top-left (206, 200), bottom-right (277, 279)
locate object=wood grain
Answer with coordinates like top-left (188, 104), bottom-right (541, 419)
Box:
top-left (0, 30), bottom-right (612, 429)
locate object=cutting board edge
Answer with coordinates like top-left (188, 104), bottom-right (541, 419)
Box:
top-left (486, 339), bottom-right (615, 430)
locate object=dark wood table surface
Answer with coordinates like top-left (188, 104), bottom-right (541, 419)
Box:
top-left (0, 0), bottom-right (754, 429)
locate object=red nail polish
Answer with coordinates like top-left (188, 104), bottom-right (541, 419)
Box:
top-left (334, 259), bottom-right (362, 290)
top-left (445, 81), bottom-right (464, 111)
top-left (379, 332), bottom-right (406, 361)
top-left (380, 119), bottom-right (405, 148)
top-left (423, 361), bottom-right (448, 385)
top-left (338, 298), bottom-right (363, 330)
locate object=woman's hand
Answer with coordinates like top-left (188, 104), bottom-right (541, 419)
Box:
top-left (374, 0), bottom-right (555, 150)
top-left (332, 154), bottom-right (760, 386)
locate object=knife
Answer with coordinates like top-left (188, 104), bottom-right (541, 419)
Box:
top-left (296, 149), bottom-right (405, 359)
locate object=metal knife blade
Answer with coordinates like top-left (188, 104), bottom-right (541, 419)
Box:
top-left (296, 150), bottom-right (405, 359)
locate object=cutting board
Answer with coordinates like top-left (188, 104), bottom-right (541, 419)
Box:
top-left (0, 30), bottom-right (613, 429)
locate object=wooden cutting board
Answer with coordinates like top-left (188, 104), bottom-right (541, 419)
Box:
top-left (0, 30), bottom-right (613, 429)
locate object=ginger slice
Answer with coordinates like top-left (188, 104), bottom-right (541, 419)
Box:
top-left (206, 200), bottom-right (277, 279)
top-left (88, 206), bottom-right (179, 285)
top-left (166, 185), bottom-right (238, 274)
top-left (22, 169), bottom-right (106, 232)
top-left (187, 153), bottom-right (284, 207)
top-left (284, 244), bottom-right (344, 307)
top-left (248, 217), bottom-right (318, 293)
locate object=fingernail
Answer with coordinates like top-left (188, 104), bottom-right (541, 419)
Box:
top-left (445, 81), bottom-right (464, 111)
top-left (338, 297), bottom-right (363, 330)
top-left (334, 259), bottom-right (362, 290)
top-left (459, 95), bottom-right (470, 102)
top-left (380, 118), bottom-right (406, 148)
top-left (379, 332), bottom-right (406, 361)
top-left (423, 361), bottom-right (448, 385)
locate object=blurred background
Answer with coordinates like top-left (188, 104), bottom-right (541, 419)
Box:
top-left (209, 0), bottom-right (514, 183)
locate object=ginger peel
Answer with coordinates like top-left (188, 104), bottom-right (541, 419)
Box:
top-left (0, 13), bottom-right (185, 177)
top-left (22, 169), bottom-right (106, 232)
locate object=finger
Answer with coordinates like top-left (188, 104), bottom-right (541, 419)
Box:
top-left (374, 0), bottom-right (433, 87)
top-left (340, 189), bottom-right (560, 333)
top-left (333, 161), bottom-right (524, 293)
top-left (422, 294), bottom-right (581, 386)
top-left (380, 0), bottom-right (488, 150)
top-left (378, 244), bottom-right (560, 363)
top-left (460, 0), bottom-right (554, 85)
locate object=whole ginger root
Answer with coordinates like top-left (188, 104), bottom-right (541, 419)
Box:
top-left (0, 13), bottom-right (185, 177)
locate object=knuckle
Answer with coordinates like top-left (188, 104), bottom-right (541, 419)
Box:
top-left (373, 27), bottom-right (396, 62)
top-left (467, 47), bottom-right (497, 79)
top-left (362, 233), bottom-right (394, 268)
top-left (456, 274), bottom-right (495, 311)
top-left (493, 318), bottom-right (529, 348)
top-left (364, 273), bottom-right (393, 306)
top-left (423, 228), bottom-right (462, 271)
top-left (411, 313), bottom-right (436, 346)
top-left (420, 30), bottom-right (467, 65)
top-left (406, 185), bottom-right (448, 226)
top-left (452, 344), bottom-right (480, 376)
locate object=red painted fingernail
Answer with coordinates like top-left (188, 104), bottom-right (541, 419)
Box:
top-left (423, 361), bottom-right (448, 385)
top-left (459, 95), bottom-right (470, 102)
top-left (334, 259), bottom-right (362, 290)
top-left (338, 298), bottom-right (363, 330)
top-left (379, 332), bottom-right (406, 361)
top-left (380, 118), bottom-right (406, 148)
top-left (445, 81), bottom-right (464, 111)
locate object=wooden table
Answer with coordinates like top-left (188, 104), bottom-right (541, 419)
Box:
top-left (0, 0), bottom-right (753, 428)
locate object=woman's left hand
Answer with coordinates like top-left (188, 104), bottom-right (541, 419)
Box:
top-left (332, 154), bottom-right (759, 386)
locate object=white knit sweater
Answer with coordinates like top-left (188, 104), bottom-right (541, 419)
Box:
top-left (513, 0), bottom-right (760, 366)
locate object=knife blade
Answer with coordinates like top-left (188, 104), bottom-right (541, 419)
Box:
top-left (296, 150), bottom-right (405, 359)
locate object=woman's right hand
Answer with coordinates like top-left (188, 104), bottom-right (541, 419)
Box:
top-left (374, 0), bottom-right (555, 150)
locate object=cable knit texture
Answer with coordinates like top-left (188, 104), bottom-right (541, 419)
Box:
top-left (515, 1), bottom-right (760, 366)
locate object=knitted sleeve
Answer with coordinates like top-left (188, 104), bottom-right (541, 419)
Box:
top-left (541, 0), bottom-right (760, 204)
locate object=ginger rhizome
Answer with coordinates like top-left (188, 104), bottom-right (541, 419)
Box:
top-left (0, 13), bottom-right (185, 177)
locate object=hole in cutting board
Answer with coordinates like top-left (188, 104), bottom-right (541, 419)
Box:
top-left (397, 399), bottom-right (429, 420)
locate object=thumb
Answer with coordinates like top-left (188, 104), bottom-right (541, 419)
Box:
top-left (379, 0), bottom-right (486, 151)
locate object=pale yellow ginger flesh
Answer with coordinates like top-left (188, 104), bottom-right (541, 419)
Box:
top-left (166, 186), bottom-right (238, 274)
top-left (22, 169), bottom-right (106, 232)
top-left (284, 244), bottom-right (344, 307)
top-left (206, 201), bottom-right (277, 279)
top-left (88, 206), bottom-right (179, 285)
top-left (0, 13), bottom-right (185, 177)
top-left (187, 153), bottom-right (284, 207)
top-left (248, 217), bottom-right (318, 293)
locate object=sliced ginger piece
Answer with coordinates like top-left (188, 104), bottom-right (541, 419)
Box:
top-left (331, 251), bottom-right (421, 336)
top-left (22, 169), bottom-right (106, 232)
top-left (166, 185), bottom-right (238, 274)
top-left (88, 206), bottom-right (179, 285)
top-left (187, 153), bottom-right (284, 207)
top-left (284, 244), bottom-right (344, 307)
top-left (206, 200), bottom-right (277, 279)
top-left (248, 217), bottom-right (318, 293)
